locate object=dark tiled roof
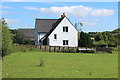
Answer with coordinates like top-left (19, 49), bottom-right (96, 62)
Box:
top-left (35, 19), bottom-right (58, 33)
top-left (18, 29), bottom-right (35, 40)
top-left (41, 17), bottom-right (64, 41)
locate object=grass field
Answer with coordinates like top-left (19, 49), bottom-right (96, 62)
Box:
top-left (2, 51), bottom-right (118, 78)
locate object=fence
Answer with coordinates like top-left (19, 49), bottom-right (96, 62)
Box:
top-left (14, 44), bottom-right (112, 53)
top-left (14, 44), bottom-right (96, 53)
top-left (37, 45), bottom-right (78, 53)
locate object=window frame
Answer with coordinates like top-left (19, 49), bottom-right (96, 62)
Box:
top-left (63, 26), bottom-right (68, 32)
top-left (63, 40), bottom-right (69, 45)
top-left (54, 34), bottom-right (57, 40)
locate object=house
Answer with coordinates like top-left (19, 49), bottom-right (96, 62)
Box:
top-left (18, 29), bottom-right (35, 41)
top-left (35, 13), bottom-right (78, 47)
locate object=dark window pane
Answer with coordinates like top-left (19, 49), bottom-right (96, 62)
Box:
top-left (66, 27), bottom-right (68, 32)
top-left (63, 26), bottom-right (68, 32)
top-left (66, 40), bottom-right (68, 45)
top-left (54, 34), bottom-right (57, 39)
top-left (63, 40), bottom-right (68, 45)
top-left (63, 27), bottom-right (65, 32)
top-left (63, 40), bottom-right (65, 45)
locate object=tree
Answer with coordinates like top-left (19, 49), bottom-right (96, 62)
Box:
top-left (78, 31), bottom-right (93, 47)
top-left (95, 33), bottom-right (104, 41)
top-left (2, 25), bottom-right (12, 57)
top-left (10, 29), bottom-right (34, 45)
top-left (102, 32), bottom-right (108, 41)
top-left (10, 29), bottom-right (25, 44)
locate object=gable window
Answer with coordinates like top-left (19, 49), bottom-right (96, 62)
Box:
top-left (54, 34), bottom-right (57, 39)
top-left (63, 26), bottom-right (68, 32)
top-left (63, 40), bottom-right (68, 45)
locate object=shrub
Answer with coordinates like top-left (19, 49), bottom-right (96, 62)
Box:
top-left (2, 25), bottom-right (12, 57)
top-left (94, 41), bottom-right (108, 47)
top-left (69, 48), bottom-right (76, 53)
top-left (39, 59), bottom-right (44, 67)
top-left (107, 41), bottom-right (117, 47)
top-left (78, 32), bottom-right (93, 47)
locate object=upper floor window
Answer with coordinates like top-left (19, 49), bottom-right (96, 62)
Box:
top-left (54, 34), bottom-right (57, 39)
top-left (63, 26), bottom-right (68, 32)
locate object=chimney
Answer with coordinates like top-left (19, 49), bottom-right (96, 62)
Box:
top-left (61, 13), bottom-right (66, 18)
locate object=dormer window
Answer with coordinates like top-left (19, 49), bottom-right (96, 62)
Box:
top-left (63, 26), bottom-right (68, 32)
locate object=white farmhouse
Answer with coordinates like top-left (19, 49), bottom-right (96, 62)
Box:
top-left (35, 13), bottom-right (78, 47)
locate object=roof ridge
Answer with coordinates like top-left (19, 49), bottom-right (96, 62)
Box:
top-left (18, 28), bottom-right (35, 30)
top-left (36, 19), bottom-right (58, 20)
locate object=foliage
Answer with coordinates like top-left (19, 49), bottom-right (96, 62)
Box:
top-left (11, 44), bottom-right (41, 53)
top-left (112, 28), bottom-right (120, 33)
top-left (94, 31), bottom-right (118, 47)
top-left (78, 32), bottom-right (93, 47)
top-left (10, 29), bottom-right (34, 45)
top-left (94, 41), bottom-right (108, 47)
top-left (107, 41), bottom-right (117, 47)
top-left (69, 48), bottom-right (76, 53)
top-left (95, 33), bottom-right (104, 41)
top-left (10, 29), bottom-right (25, 44)
top-left (39, 59), bottom-right (44, 67)
top-left (2, 25), bottom-right (12, 57)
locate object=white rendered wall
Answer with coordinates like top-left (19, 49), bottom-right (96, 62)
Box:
top-left (37, 33), bottom-right (47, 45)
top-left (48, 17), bottom-right (78, 47)
top-left (38, 33), bottom-right (46, 40)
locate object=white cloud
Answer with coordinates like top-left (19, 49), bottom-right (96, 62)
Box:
top-left (91, 9), bottom-right (114, 17)
top-left (82, 22), bottom-right (97, 26)
top-left (24, 7), bottom-right (39, 11)
top-left (79, 18), bottom-right (100, 26)
top-left (24, 5), bottom-right (114, 18)
top-left (80, 19), bottom-right (100, 22)
top-left (2, 6), bottom-right (13, 9)
top-left (5, 19), bottom-right (20, 24)
top-left (39, 5), bottom-right (93, 17)
top-left (24, 5), bottom-right (93, 17)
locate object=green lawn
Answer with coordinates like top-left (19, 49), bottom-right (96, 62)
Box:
top-left (2, 51), bottom-right (118, 78)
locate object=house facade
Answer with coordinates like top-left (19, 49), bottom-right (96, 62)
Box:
top-left (35, 13), bottom-right (78, 47)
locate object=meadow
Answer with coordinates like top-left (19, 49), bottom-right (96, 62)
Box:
top-left (2, 51), bottom-right (118, 78)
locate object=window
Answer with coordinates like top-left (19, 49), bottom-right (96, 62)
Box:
top-left (63, 26), bottom-right (68, 32)
top-left (63, 40), bottom-right (68, 45)
top-left (54, 34), bottom-right (57, 39)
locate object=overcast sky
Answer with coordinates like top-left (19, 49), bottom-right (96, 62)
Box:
top-left (1, 2), bottom-right (118, 32)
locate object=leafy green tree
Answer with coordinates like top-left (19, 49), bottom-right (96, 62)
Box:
top-left (10, 29), bottom-right (34, 45)
top-left (2, 25), bottom-right (12, 57)
top-left (102, 32), bottom-right (108, 41)
top-left (94, 40), bottom-right (108, 47)
top-left (10, 30), bottom-right (25, 44)
top-left (95, 33), bottom-right (104, 41)
top-left (78, 31), bottom-right (93, 47)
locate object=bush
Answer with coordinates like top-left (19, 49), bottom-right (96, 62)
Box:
top-left (2, 25), bottom-right (12, 57)
top-left (39, 59), bottom-right (44, 67)
top-left (69, 48), bottom-right (76, 53)
top-left (107, 41), bottom-right (117, 47)
top-left (94, 41), bottom-right (108, 47)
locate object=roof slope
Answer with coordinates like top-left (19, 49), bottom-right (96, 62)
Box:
top-left (18, 29), bottom-right (35, 40)
top-left (40, 17), bottom-right (64, 41)
top-left (35, 19), bottom-right (58, 33)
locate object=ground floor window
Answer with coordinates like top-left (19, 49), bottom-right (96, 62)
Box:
top-left (63, 40), bottom-right (68, 45)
